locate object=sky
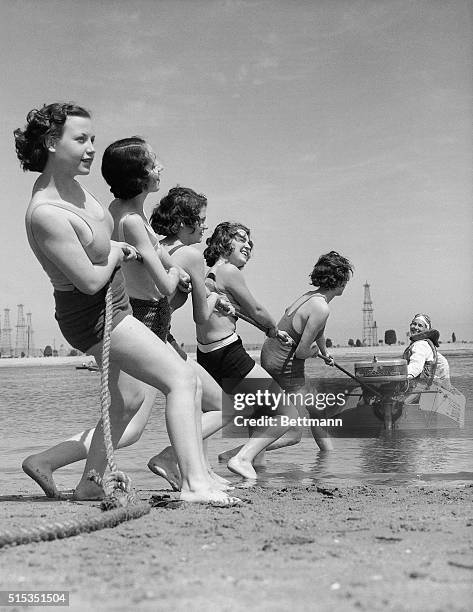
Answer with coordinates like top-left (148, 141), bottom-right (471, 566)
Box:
top-left (1, 0), bottom-right (472, 351)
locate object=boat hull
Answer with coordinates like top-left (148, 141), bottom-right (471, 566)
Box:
top-left (316, 381), bottom-right (466, 436)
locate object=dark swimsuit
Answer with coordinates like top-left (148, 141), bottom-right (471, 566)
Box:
top-left (54, 268), bottom-right (131, 353)
top-left (129, 297), bottom-right (171, 342)
top-left (260, 294), bottom-right (325, 392)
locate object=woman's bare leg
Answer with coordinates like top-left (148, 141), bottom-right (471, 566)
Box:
top-left (148, 355), bottom-right (233, 487)
top-left (22, 383), bottom-right (156, 498)
top-left (73, 316), bottom-right (238, 504)
top-left (226, 364), bottom-right (299, 479)
top-left (23, 341), bottom-right (234, 497)
top-left (22, 430), bottom-right (95, 498)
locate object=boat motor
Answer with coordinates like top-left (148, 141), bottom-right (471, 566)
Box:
top-left (354, 357), bottom-right (409, 430)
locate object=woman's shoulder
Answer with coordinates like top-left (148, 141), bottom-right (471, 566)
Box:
top-left (166, 242), bottom-right (202, 261)
top-left (216, 262), bottom-right (241, 277)
top-left (27, 194), bottom-right (66, 225)
top-left (120, 211), bottom-right (145, 228)
top-left (412, 339), bottom-right (433, 353)
top-left (296, 292), bottom-right (329, 315)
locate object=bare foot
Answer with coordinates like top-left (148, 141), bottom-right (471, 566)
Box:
top-left (179, 487), bottom-right (241, 506)
top-left (208, 468), bottom-right (232, 487)
top-left (207, 477), bottom-right (234, 492)
top-left (72, 479), bottom-right (104, 501)
top-left (147, 446), bottom-right (181, 491)
top-left (217, 445), bottom-right (243, 463)
top-left (227, 456), bottom-right (258, 480)
top-left (22, 455), bottom-right (62, 499)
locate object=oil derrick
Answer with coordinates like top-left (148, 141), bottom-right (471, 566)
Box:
top-left (15, 304), bottom-right (27, 357)
top-left (1, 309), bottom-right (12, 357)
top-left (362, 282), bottom-right (377, 346)
top-left (26, 312), bottom-right (35, 357)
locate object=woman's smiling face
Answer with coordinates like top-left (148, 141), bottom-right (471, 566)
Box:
top-left (51, 115), bottom-right (95, 176)
top-left (227, 229), bottom-right (253, 268)
top-left (410, 317), bottom-right (428, 335)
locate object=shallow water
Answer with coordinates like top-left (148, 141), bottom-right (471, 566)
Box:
top-left (1, 353), bottom-right (472, 492)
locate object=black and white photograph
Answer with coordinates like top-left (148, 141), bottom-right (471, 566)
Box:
top-left (1, 1), bottom-right (472, 610)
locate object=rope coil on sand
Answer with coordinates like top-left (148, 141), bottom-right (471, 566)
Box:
top-left (0, 282), bottom-right (150, 550)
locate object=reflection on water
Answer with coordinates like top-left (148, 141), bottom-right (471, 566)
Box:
top-left (0, 353), bottom-right (472, 492)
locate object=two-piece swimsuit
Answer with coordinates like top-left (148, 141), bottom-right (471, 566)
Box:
top-left (195, 266), bottom-right (255, 393)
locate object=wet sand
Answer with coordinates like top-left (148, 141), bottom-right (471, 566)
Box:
top-left (1, 482), bottom-right (472, 611)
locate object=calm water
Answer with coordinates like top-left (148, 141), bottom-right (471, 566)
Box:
top-left (1, 353), bottom-right (472, 493)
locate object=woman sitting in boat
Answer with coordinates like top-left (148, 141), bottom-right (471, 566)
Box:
top-left (404, 313), bottom-right (451, 390)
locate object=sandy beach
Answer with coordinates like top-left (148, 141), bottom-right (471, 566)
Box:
top-left (1, 345), bottom-right (472, 611)
top-left (1, 482), bottom-right (472, 611)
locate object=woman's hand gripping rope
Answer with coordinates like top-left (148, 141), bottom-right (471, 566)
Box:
top-left (214, 295), bottom-right (236, 317)
top-left (111, 240), bottom-right (141, 262)
top-left (177, 269), bottom-right (192, 293)
top-left (315, 349), bottom-right (334, 366)
top-left (216, 303), bottom-right (295, 347)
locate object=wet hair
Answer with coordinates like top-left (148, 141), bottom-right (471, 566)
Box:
top-left (150, 186), bottom-right (207, 236)
top-left (14, 102), bottom-right (91, 172)
top-left (310, 251), bottom-right (353, 289)
top-left (204, 222), bottom-right (252, 266)
top-left (101, 137), bottom-right (152, 200)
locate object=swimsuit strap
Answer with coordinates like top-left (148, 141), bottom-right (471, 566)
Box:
top-left (285, 293), bottom-right (326, 319)
top-left (168, 244), bottom-right (187, 256)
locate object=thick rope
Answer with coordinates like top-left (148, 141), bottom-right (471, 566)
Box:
top-left (99, 283), bottom-right (117, 474)
top-left (0, 280), bottom-right (150, 550)
top-left (0, 504), bottom-right (150, 549)
top-left (87, 281), bottom-right (142, 509)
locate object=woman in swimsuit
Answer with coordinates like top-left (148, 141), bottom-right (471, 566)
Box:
top-left (260, 251), bottom-right (353, 448)
top-left (22, 145), bottom-right (235, 495)
top-left (146, 187), bottom-right (240, 484)
top-left (192, 221), bottom-right (302, 480)
top-left (15, 104), bottom-right (236, 505)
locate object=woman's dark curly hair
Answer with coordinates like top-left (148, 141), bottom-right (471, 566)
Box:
top-left (101, 137), bottom-right (152, 200)
top-left (14, 102), bottom-right (91, 172)
top-left (150, 186), bottom-right (207, 236)
top-left (310, 251), bottom-right (353, 289)
top-left (204, 222), bottom-right (252, 267)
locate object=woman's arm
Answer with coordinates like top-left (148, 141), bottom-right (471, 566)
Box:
top-left (122, 214), bottom-right (180, 296)
top-left (180, 249), bottom-right (218, 324)
top-left (407, 341), bottom-right (431, 379)
top-left (158, 247), bottom-right (192, 293)
top-left (219, 265), bottom-right (279, 336)
top-left (31, 206), bottom-right (125, 294)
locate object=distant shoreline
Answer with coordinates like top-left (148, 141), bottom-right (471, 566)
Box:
top-left (1, 342), bottom-right (471, 368)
